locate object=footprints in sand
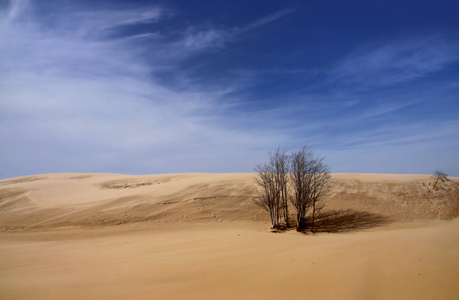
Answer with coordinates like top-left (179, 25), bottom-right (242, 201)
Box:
top-left (194, 198), bottom-right (221, 221)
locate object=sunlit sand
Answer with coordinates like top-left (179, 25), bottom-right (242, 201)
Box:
top-left (1, 173), bottom-right (458, 299)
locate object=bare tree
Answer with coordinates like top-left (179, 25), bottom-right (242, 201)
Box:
top-left (254, 147), bottom-right (290, 229)
top-left (432, 170), bottom-right (448, 189)
top-left (256, 145), bottom-right (330, 232)
top-left (272, 147), bottom-right (290, 227)
top-left (289, 146), bottom-right (314, 231)
top-left (308, 157), bottom-right (331, 233)
top-left (255, 162), bottom-right (280, 229)
top-left (289, 146), bottom-right (330, 232)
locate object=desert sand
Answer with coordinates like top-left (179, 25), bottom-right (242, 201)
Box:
top-left (1, 173), bottom-right (458, 299)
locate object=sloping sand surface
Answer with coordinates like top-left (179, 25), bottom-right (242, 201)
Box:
top-left (1, 173), bottom-right (458, 299)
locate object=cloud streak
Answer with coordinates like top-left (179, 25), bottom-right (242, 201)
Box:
top-left (330, 35), bottom-right (459, 87)
top-left (182, 27), bottom-right (228, 51)
top-left (240, 7), bottom-right (297, 33)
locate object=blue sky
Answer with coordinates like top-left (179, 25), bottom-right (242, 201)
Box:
top-left (1, 0), bottom-right (458, 179)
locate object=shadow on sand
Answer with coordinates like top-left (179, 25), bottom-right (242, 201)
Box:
top-left (303, 209), bottom-right (391, 233)
top-left (272, 209), bottom-right (391, 234)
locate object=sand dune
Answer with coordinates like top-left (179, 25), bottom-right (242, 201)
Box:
top-left (1, 173), bottom-right (458, 299)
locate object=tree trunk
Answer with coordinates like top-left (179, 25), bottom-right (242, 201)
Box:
top-left (433, 178), bottom-right (439, 189)
top-left (283, 190), bottom-right (290, 228)
top-left (311, 200), bottom-right (316, 233)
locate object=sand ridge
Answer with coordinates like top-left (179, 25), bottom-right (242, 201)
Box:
top-left (0, 173), bottom-right (262, 230)
top-left (0, 173), bottom-right (457, 230)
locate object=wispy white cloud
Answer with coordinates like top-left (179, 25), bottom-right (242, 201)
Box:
top-left (330, 35), bottom-right (459, 87)
top-left (176, 7), bottom-right (296, 53)
top-left (0, 1), bottom-right (288, 178)
top-left (182, 27), bottom-right (228, 51)
top-left (82, 8), bottom-right (162, 27)
top-left (55, 7), bottom-right (165, 39)
top-left (323, 119), bottom-right (459, 174)
top-left (240, 8), bottom-right (297, 33)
